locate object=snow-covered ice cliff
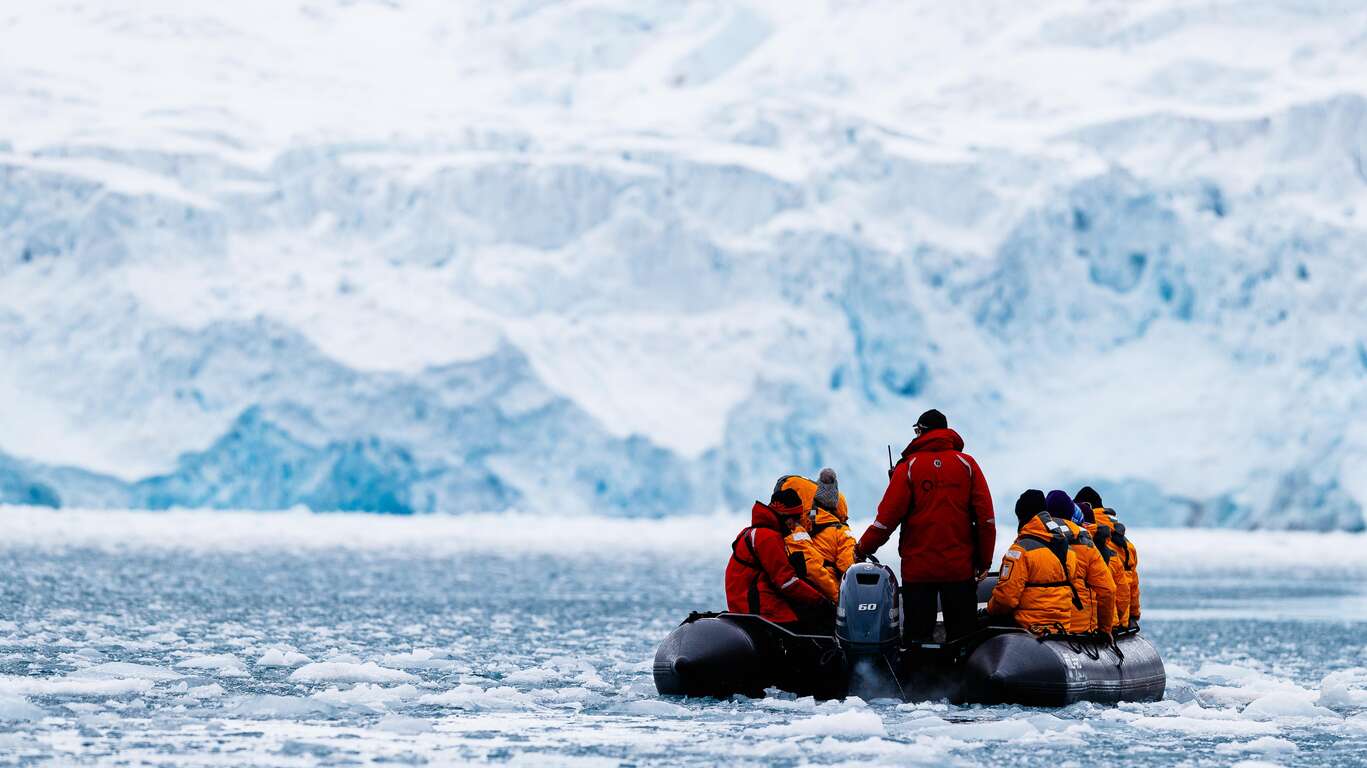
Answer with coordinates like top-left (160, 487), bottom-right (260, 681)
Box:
top-left (0, 1), bottom-right (1364, 527)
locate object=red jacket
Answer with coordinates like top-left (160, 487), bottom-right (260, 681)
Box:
top-left (726, 502), bottom-right (826, 623)
top-left (857, 428), bottom-right (996, 583)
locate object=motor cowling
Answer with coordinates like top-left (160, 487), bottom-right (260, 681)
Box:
top-left (835, 562), bottom-right (901, 651)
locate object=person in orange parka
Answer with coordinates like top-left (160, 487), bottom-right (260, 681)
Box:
top-left (725, 487), bottom-right (829, 630)
top-left (772, 475), bottom-right (840, 604)
top-left (1076, 486), bottom-right (1140, 628)
top-left (1082, 501), bottom-right (1131, 628)
top-left (1045, 490), bottom-right (1117, 634)
top-left (986, 491), bottom-right (1081, 635)
top-left (1075, 500), bottom-right (1128, 631)
top-left (771, 472), bottom-right (857, 604)
top-left (804, 468), bottom-right (858, 601)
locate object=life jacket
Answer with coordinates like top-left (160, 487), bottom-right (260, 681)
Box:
top-left (1018, 512), bottom-right (1084, 611)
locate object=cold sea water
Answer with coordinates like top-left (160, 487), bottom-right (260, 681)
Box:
top-left (1, 510), bottom-right (1366, 767)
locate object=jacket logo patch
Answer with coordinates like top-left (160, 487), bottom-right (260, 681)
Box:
top-left (1005, 550), bottom-right (1022, 559)
top-left (1001, 561), bottom-right (1013, 579)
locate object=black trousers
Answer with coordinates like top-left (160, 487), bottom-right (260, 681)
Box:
top-left (902, 580), bottom-right (979, 642)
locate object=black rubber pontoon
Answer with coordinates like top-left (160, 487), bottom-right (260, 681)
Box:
top-left (654, 563), bottom-right (1165, 706)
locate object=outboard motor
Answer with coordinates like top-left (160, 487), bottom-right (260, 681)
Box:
top-left (836, 562), bottom-right (903, 700)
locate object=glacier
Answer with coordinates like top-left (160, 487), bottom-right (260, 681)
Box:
top-left (0, 0), bottom-right (1365, 526)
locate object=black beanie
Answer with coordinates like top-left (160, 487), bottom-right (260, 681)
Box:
top-left (916, 409), bottom-right (948, 431)
top-left (1015, 489), bottom-right (1046, 526)
top-left (1074, 486), bottom-right (1103, 509)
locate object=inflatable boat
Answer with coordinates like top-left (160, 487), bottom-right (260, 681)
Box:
top-left (654, 562), bottom-right (1165, 706)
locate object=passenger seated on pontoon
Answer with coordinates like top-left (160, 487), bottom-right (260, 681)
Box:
top-left (725, 487), bottom-right (829, 632)
top-left (985, 490), bottom-right (1079, 635)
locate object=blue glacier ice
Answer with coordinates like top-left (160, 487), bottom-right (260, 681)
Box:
top-left (0, 2), bottom-right (1363, 527)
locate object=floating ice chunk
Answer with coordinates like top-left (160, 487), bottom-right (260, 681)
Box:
top-left (1215, 736), bottom-right (1299, 754)
top-left (811, 735), bottom-right (944, 760)
top-left (380, 648), bottom-right (454, 668)
top-left (375, 714), bottom-right (433, 734)
top-left (501, 657), bottom-right (610, 690)
top-left (532, 686), bottom-right (606, 707)
top-left (312, 683), bottom-right (419, 709)
top-left (1130, 715), bottom-right (1278, 736)
top-left (899, 715), bottom-right (953, 730)
top-left (184, 683), bottom-right (225, 700)
top-left (230, 694), bottom-right (335, 718)
top-left (288, 662), bottom-right (417, 684)
top-left (611, 699), bottom-right (689, 717)
top-left (1197, 663), bottom-right (1270, 684)
top-left (0, 675), bottom-right (153, 697)
top-left (1317, 669), bottom-right (1367, 708)
top-left (69, 662), bottom-right (182, 681)
top-left (176, 654), bottom-right (249, 677)
top-left (256, 648), bottom-right (312, 668)
top-left (755, 695), bottom-right (818, 713)
top-left (1242, 692), bottom-right (1340, 720)
top-left (503, 667), bottom-right (558, 685)
top-left (0, 692), bottom-right (42, 720)
top-left (755, 709), bottom-right (886, 737)
top-left (416, 684), bottom-right (536, 711)
top-left (914, 718), bottom-right (1039, 741)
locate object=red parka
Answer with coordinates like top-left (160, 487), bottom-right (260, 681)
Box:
top-left (726, 502), bottom-right (826, 623)
top-left (857, 428), bottom-right (996, 584)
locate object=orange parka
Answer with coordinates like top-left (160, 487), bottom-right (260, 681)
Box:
top-left (1104, 511), bottom-right (1141, 622)
top-left (799, 494), bottom-right (858, 602)
top-left (774, 475), bottom-right (857, 603)
top-left (987, 512), bottom-right (1080, 634)
top-left (1090, 508), bottom-right (1131, 627)
top-left (1062, 519), bottom-right (1117, 633)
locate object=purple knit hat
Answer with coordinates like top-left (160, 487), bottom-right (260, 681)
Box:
top-left (1045, 490), bottom-right (1079, 524)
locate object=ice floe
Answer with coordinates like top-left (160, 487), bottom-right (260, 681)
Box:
top-left (256, 648), bottom-right (312, 668)
top-left (0, 692), bottom-right (43, 720)
top-left (176, 654), bottom-right (249, 677)
top-left (288, 662), bottom-right (417, 684)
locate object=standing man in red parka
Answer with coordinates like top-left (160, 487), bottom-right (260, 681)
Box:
top-left (855, 409), bottom-right (996, 642)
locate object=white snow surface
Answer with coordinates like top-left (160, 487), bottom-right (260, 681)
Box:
top-left (0, 1), bottom-right (1365, 527)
